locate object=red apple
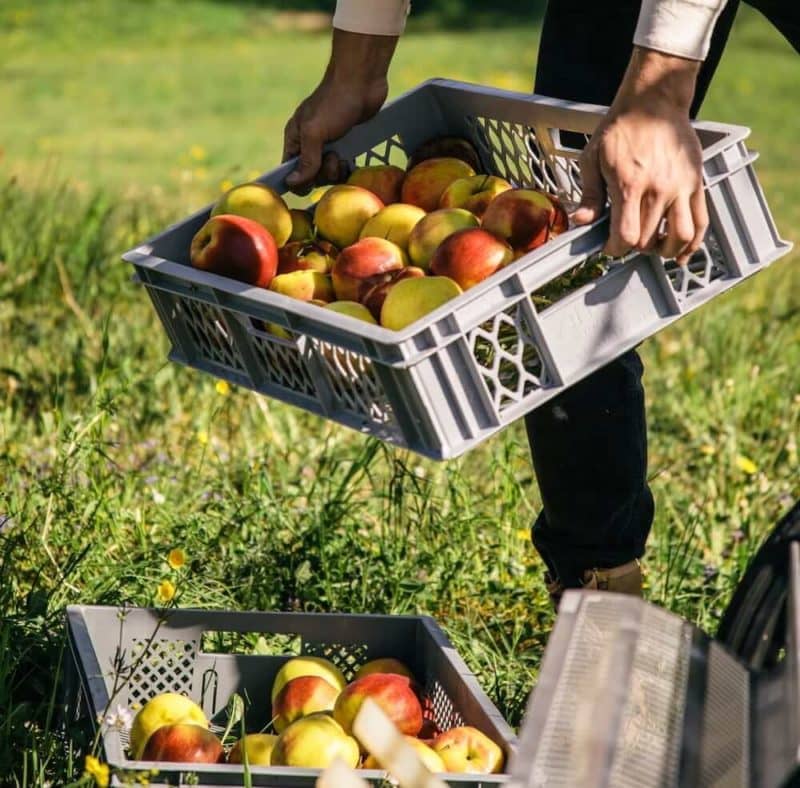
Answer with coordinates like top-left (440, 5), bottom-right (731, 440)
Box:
top-left (482, 189), bottom-right (568, 256)
top-left (278, 239), bottom-right (338, 275)
top-left (439, 174), bottom-right (512, 218)
top-left (431, 726), bottom-right (504, 774)
top-left (407, 208), bottom-right (480, 270)
top-left (430, 228), bottom-right (514, 290)
top-left (401, 158), bottom-right (476, 212)
top-left (347, 165), bottom-right (405, 205)
top-left (332, 237), bottom-right (407, 302)
top-left (141, 722), bottom-right (223, 763)
top-left (361, 266), bottom-right (426, 321)
top-left (190, 214), bottom-right (278, 287)
top-left (272, 675), bottom-right (341, 733)
top-left (333, 673), bottom-right (423, 742)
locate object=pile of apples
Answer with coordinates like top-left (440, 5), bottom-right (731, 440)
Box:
top-left (127, 654), bottom-right (505, 775)
top-left (190, 136), bottom-right (568, 332)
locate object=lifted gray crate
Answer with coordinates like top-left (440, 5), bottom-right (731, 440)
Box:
top-left (123, 78), bottom-right (792, 460)
top-left (66, 605), bottom-right (516, 787)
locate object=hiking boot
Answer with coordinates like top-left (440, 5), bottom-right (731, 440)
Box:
top-left (546, 559), bottom-right (643, 608)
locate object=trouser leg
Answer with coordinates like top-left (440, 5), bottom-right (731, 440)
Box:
top-left (526, 0), bottom-right (741, 587)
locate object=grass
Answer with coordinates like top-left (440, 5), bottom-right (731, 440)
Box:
top-left (1, 1), bottom-right (798, 785)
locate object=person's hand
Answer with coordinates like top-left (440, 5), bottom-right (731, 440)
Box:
top-left (573, 48), bottom-right (708, 266)
top-left (282, 29), bottom-right (398, 193)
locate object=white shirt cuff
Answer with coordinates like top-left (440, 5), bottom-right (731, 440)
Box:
top-left (333, 0), bottom-right (410, 36)
top-left (634, 0), bottom-right (729, 60)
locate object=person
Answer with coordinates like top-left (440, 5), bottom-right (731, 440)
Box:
top-left (282, 0), bottom-right (799, 603)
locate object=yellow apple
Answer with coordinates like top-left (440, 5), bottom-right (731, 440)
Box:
top-left (128, 693), bottom-right (208, 759)
top-left (212, 182), bottom-right (293, 247)
top-left (439, 175), bottom-right (512, 218)
top-left (269, 270), bottom-right (334, 302)
top-left (314, 185), bottom-right (384, 249)
top-left (431, 726), bottom-right (505, 774)
top-left (288, 208), bottom-right (314, 242)
top-left (358, 204), bottom-right (426, 253)
top-left (228, 733), bottom-right (278, 766)
top-left (271, 656), bottom-right (346, 704)
top-left (381, 276), bottom-right (463, 331)
top-left (271, 713), bottom-right (360, 769)
top-left (324, 301), bottom-right (378, 324)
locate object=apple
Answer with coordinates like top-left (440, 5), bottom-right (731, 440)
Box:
top-left (401, 158), bottom-right (476, 212)
top-left (271, 656), bottom-right (346, 704)
top-left (354, 658), bottom-right (415, 681)
top-left (407, 208), bottom-right (479, 270)
top-left (362, 735), bottom-right (446, 772)
top-left (482, 189), bottom-right (569, 256)
top-left (272, 674), bottom-right (341, 733)
top-left (323, 301), bottom-right (378, 324)
top-left (228, 733), bottom-right (278, 766)
top-left (347, 164), bottom-right (405, 205)
top-left (358, 203), bottom-right (426, 254)
top-left (361, 267), bottom-right (425, 321)
top-left (278, 239), bottom-right (338, 276)
top-left (332, 237), bottom-right (407, 303)
top-left (334, 673), bottom-right (423, 741)
top-left (407, 136), bottom-right (483, 172)
top-left (129, 692), bottom-right (208, 759)
top-left (439, 175), bottom-right (512, 218)
top-left (314, 185), bottom-right (384, 249)
top-left (431, 726), bottom-right (505, 774)
top-left (430, 228), bottom-right (513, 290)
top-left (190, 214), bottom-right (278, 287)
top-left (381, 276), bottom-right (463, 331)
top-left (141, 722), bottom-right (223, 764)
top-left (212, 182), bottom-right (293, 248)
top-left (288, 208), bottom-right (314, 242)
top-left (271, 713), bottom-right (360, 769)
top-left (269, 270), bottom-right (334, 302)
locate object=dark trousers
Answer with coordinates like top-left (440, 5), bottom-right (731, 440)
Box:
top-left (527, 0), bottom-right (799, 587)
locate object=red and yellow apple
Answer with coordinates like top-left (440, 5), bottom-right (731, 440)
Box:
top-left (323, 301), bottom-right (378, 324)
top-left (431, 726), bottom-right (505, 774)
top-left (439, 174), bottom-right (512, 218)
top-left (278, 240), bottom-right (338, 275)
top-left (358, 203), bottom-right (426, 253)
top-left (334, 673), bottom-right (423, 740)
top-left (381, 276), bottom-right (463, 331)
top-left (354, 658), bottom-right (415, 682)
top-left (129, 693), bottom-right (208, 759)
top-left (228, 733), bottom-right (278, 766)
top-left (212, 182), bottom-right (293, 248)
top-left (272, 675), bottom-right (341, 733)
top-left (361, 266), bottom-right (425, 321)
top-left (347, 165), bottom-right (405, 205)
top-left (362, 735), bottom-right (446, 772)
top-left (332, 237), bottom-right (407, 302)
top-left (401, 158), bottom-right (476, 212)
top-left (314, 185), bottom-right (385, 249)
top-left (408, 136), bottom-right (482, 172)
top-left (430, 228), bottom-right (514, 290)
top-left (141, 723), bottom-right (223, 764)
top-left (482, 189), bottom-right (569, 256)
top-left (288, 208), bottom-right (314, 243)
top-left (271, 656), bottom-right (346, 704)
top-left (406, 208), bottom-right (479, 270)
top-left (190, 214), bottom-right (278, 287)
top-left (271, 713), bottom-right (360, 769)
top-left (269, 270), bottom-right (334, 303)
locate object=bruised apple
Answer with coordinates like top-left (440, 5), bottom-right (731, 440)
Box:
top-left (358, 204), bottom-right (426, 254)
top-left (190, 214), bottom-right (278, 287)
top-left (271, 713), bottom-right (360, 769)
top-left (361, 266), bottom-right (425, 321)
top-left (228, 733), bottom-right (278, 766)
top-left (401, 158), bottom-right (476, 212)
top-left (332, 237), bottom-right (407, 302)
top-left (347, 165), bottom-right (405, 205)
top-left (212, 182), bottom-right (292, 247)
top-left (141, 723), bottom-right (223, 764)
top-left (129, 693), bottom-right (208, 759)
top-left (334, 673), bottom-right (423, 741)
top-left (439, 175), bottom-right (512, 218)
top-left (430, 228), bottom-right (513, 290)
top-left (407, 208), bottom-right (479, 270)
top-left (354, 658), bottom-right (414, 681)
top-left (362, 735), bottom-right (446, 773)
top-left (271, 656), bottom-right (346, 704)
top-left (482, 189), bottom-right (569, 256)
top-left (381, 276), bottom-right (463, 331)
top-left (315, 185), bottom-right (384, 249)
top-left (431, 726), bottom-right (504, 774)
top-left (277, 239), bottom-right (338, 275)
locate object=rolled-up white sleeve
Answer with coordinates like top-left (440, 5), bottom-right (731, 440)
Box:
top-left (634, 0), bottom-right (729, 60)
top-left (333, 0), bottom-right (411, 36)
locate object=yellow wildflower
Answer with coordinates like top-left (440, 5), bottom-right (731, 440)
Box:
top-left (219, 179), bottom-right (234, 193)
top-left (515, 528), bottom-right (531, 541)
top-left (215, 380), bottom-right (230, 396)
top-left (699, 444), bottom-right (716, 456)
top-left (197, 429), bottom-right (209, 446)
top-left (735, 455), bottom-right (758, 475)
top-left (83, 754), bottom-right (110, 787)
top-left (189, 144), bottom-right (207, 161)
top-left (167, 548), bottom-right (186, 570)
top-left (156, 580), bottom-right (176, 604)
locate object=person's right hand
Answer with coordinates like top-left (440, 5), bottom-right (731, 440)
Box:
top-left (282, 30), bottom-right (399, 193)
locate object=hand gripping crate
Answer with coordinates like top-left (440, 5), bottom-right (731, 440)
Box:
top-left (123, 79), bottom-right (792, 460)
top-left (65, 605), bottom-right (516, 786)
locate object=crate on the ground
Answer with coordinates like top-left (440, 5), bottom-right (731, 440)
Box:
top-left (66, 605), bottom-right (516, 786)
top-left (123, 79), bottom-right (792, 460)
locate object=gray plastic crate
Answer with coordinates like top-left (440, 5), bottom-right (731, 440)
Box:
top-left (66, 605), bottom-right (516, 787)
top-left (123, 78), bottom-right (792, 460)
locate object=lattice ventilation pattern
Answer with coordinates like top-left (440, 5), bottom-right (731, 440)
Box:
top-left (354, 134), bottom-right (408, 169)
top-left (178, 298), bottom-right (245, 372)
top-left (664, 232), bottom-right (729, 306)
top-left (426, 678), bottom-right (465, 733)
top-left (250, 327), bottom-right (319, 399)
top-left (126, 638), bottom-right (198, 708)
top-left (470, 303), bottom-right (549, 412)
top-left (303, 641), bottom-right (370, 683)
top-left (313, 340), bottom-right (397, 428)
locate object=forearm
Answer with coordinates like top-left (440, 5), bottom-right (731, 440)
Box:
top-left (613, 47), bottom-right (701, 114)
top-left (323, 28), bottom-right (399, 91)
